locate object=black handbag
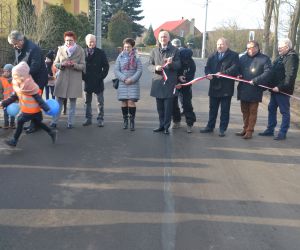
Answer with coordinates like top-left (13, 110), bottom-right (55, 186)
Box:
top-left (112, 78), bottom-right (119, 89)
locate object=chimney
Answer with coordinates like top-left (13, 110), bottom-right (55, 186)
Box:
top-left (190, 18), bottom-right (195, 36)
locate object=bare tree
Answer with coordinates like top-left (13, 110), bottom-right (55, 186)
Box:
top-left (0, 0), bottom-right (16, 35)
top-left (262, 0), bottom-right (274, 56)
top-left (288, 0), bottom-right (300, 47)
top-left (272, 0), bottom-right (281, 59)
top-left (35, 7), bottom-right (56, 45)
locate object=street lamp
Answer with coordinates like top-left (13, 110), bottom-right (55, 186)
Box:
top-left (201, 0), bottom-right (208, 58)
top-left (94, 0), bottom-right (102, 48)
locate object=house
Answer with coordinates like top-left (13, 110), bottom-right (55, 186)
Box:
top-left (154, 18), bottom-right (201, 39)
top-left (32, 0), bottom-right (89, 16)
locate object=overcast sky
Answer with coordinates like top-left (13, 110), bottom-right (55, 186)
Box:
top-left (138, 0), bottom-right (265, 32)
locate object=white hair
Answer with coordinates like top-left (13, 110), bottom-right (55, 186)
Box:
top-left (7, 30), bottom-right (24, 44)
top-left (279, 38), bottom-right (292, 49)
top-left (85, 34), bottom-right (96, 42)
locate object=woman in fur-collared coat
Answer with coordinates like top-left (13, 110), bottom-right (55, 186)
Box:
top-left (51, 31), bottom-right (85, 129)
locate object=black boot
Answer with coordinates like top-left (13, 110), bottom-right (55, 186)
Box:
top-left (122, 107), bottom-right (129, 129)
top-left (129, 107), bottom-right (136, 131)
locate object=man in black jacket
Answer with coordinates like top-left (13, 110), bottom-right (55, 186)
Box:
top-left (8, 30), bottom-right (48, 134)
top-left (82, 34), bottom-right (109, 127)
top-left (237, 40), bottom-right (272, 139)
top-left (259, 38), bottom-right (299, 140)
top-left (200, 37), bottom-right (239, 137)
top-left (149, 31), bottom-right (181, 134)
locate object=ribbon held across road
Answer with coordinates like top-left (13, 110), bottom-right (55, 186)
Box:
top-left (176, 73), bottom-right (300, 101)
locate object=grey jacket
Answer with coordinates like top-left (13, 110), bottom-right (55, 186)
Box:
top-left (149, 43), bottom-right (181, 98)
top-left (114, 50), bottom-right (143, 101)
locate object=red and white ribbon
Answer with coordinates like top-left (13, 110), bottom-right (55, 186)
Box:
top-left (162, 61), bottom-right (170, 85)
top-left (174, 73), bottom-right (300, 100)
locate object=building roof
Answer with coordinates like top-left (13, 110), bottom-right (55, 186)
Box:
top-left (154, 19), bottom-right (187, 38)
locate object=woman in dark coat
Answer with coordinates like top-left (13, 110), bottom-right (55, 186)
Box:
top-left (82, 34), bottom-right (109, 127)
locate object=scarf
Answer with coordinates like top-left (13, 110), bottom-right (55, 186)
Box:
top-left (65, 43), bottom-right (77, 57)
top-left (87, 48), bottom-right (95, 56)
top-left (12, 75), bottom-right (39, 96)
top-left (122, 49), bottom-right (137, 70)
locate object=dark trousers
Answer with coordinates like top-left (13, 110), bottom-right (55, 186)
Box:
top-left (14, 112), bottom-right (51, 142)
top-left (173, 87), bottom-right (196, 126)
top-left (240, 101), bottom-right (259, 132)
top-left (85, 91), bottom-right (104, 121)
top-left (156, 97), bottom-right (173, 129)
top-left (45, 86), bottom-right (55, 99)
top-left (207, 96), bottom-right (232, 131)
top-left (267, 93), bottom-right (290, 135)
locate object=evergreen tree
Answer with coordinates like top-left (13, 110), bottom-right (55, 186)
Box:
top-left (107, 10), bottom-right (133, 47)
top-left (36, 5), bottom-right (91, 49)
top-left (101, 0), bottom-right (144, 38)
top-left (143, 25), bottom-right (156, 46)
top-left (17, 0), bottom-right (37, 37)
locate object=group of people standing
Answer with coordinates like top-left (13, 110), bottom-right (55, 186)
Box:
top-left (0, 30), bottom-right (109, 147)
top-left (148, 30), bottom-right (299, 140)
top-left (1, 28), bottom-right (299, 147)
top-left (199, 37), bottom-right (299, 140)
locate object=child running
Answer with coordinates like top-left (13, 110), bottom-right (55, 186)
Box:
top-left (0, 62), bottom-right (57, 147)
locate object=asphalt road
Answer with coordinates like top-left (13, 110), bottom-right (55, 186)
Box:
top-left (0, 56), bottom-right (300, 250)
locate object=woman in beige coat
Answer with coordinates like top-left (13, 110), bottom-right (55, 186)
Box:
top-left (51, 31), bottom-right (85, 129)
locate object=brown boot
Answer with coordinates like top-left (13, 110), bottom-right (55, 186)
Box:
top-left (243, 131), bottom-right (253, 139)
top-left (235, 130), bottom-right (246, 136)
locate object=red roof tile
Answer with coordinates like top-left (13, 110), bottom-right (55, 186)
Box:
top-left (154, 19), bottom-right (187, 38)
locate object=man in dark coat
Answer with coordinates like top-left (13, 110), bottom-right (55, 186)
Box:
top-left (8, 30), bottom-right (48, 133)
top-left (82, 34), bottom-right (109, 127)
top-left (259, 38), bottom-right (299, 140)
top-left (149, 31), bottom-right (181, 134)
top-left (237, 40), bottom-right (272, 139)
top-left (200, 37), bottom-right (239, 137)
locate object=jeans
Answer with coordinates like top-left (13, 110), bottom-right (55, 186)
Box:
top-left (207, 96), bottom-right (232, 131)
top-left (85, 91), bottom-right (104, 121)
top-left (52, 97), bottom-right (77, 125)
top-left (267, 93), bottom-right (290, 135)
top-left (156, 97), bottom-right (173, 129)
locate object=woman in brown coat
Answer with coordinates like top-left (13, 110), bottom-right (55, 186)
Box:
top-left (51, 31), bottom-right (85, 129)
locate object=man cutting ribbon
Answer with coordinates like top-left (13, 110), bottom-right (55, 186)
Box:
top-left (148, 30), bottom-right (181, 135)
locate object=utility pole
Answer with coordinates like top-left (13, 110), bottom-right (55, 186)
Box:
top-left (95, 0), bottom-right (102, 48)
top-left (201, 0), bottom-right (208, 59)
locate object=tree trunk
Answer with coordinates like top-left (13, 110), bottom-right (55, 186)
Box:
top-left (288, 0), bottom-right (300, 48)
top-left (272, 0), bottom-right (281, 60)
top-left (262, 0), bottom-right (274, 56)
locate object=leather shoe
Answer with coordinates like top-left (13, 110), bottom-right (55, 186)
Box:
top-left (200, 127), bottom-right (213, 133)
top-left (219, 130), bottom-right (225, 137)
top-left (243, 132), bottom-right (253, 139)
top-left (274, 134), bottom-right (286, 140)
top-left (235, 130), bottom-right (246, 136)
top-left (153, 127), bottom-right (164, 132)
top-left (82, 120), bottom-right (92, 126)
top-left (164, 129), bottom-right (169, 134)
top-left (258, 130), bottom-right (274, 136)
